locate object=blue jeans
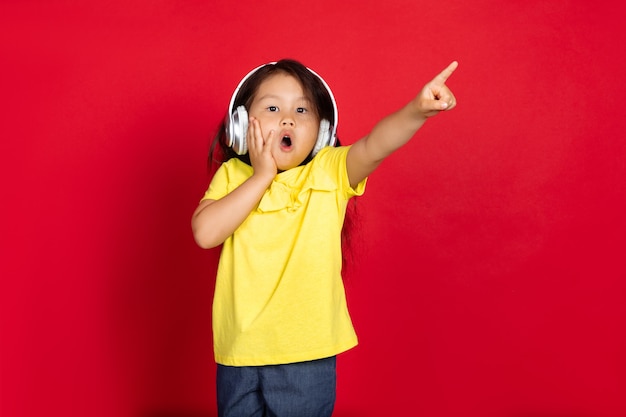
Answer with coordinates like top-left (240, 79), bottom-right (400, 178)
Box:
top-left (217, 356), bottom-right (336, 417)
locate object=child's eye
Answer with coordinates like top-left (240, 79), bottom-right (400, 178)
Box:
top-left (296, 107), bottom-right (307, 114)
top-left (267, 106), bottom-right (278, 112)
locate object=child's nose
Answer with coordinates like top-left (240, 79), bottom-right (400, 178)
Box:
top-left (281, 117), bottom-right (295, 126)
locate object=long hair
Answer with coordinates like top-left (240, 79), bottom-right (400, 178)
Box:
top-left (208, 59), bottom-right (360, 278)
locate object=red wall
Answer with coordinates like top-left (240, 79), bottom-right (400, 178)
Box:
top-left (2, 1), bottom-right (625, 416)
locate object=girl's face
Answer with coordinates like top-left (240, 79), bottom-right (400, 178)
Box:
top-left (247, 73), bottom-right (320, 171)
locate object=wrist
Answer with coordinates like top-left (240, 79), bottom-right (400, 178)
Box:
top-left (250, 170), bottom-right (275, 187)
top-left (405, 101), bottom-right (428, 125)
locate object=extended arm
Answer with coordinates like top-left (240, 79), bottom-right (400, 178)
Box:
top-left (346, 61), bottom-right (458, 187)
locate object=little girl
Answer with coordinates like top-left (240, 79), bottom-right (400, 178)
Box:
top-left (192, 58), bottom-right (457, 417)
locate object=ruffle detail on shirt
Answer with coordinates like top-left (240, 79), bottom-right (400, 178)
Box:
top-left (257, 167), bottom-right (338, 213)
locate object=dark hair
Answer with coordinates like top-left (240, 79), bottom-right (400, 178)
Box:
top-left (208, 58), bottom-right (337, 170)
top-left (207, 59), bottom-right (359, 278)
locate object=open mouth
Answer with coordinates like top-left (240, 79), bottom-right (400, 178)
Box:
top-left (281, 135), bottom-right (292, 148)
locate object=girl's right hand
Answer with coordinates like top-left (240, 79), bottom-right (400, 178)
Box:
top-left (247, 117), bottom-right (277, 181)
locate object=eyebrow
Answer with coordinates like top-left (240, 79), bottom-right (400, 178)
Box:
top-left (256, 94), bottom-right (312, 103)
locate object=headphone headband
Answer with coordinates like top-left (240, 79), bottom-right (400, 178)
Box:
top-left (227, 61), bottom-right (338, 142)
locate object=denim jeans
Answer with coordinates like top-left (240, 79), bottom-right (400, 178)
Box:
top-left (217, 356), bottom-right (336, 417)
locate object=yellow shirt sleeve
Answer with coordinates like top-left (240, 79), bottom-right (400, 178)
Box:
top-left (204, 146), bottom-right (366, 366)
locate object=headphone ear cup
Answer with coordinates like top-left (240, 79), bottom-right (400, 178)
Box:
top-left (312, 119), bottom-right (333, 156)
top-left (226, 105), bottom-right (249, 155)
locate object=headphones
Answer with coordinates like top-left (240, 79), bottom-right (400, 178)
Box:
top-left (225, 62), bottom-right (338, 156)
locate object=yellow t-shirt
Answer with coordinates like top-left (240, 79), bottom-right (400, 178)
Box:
top-left (202, 146), bottom-right (366, 366)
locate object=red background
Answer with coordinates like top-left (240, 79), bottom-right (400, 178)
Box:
top-left (2, 1), bottom-right (625, 416)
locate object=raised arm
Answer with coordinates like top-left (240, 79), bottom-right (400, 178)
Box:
top-left (346, 61), bottom-right (458, 187)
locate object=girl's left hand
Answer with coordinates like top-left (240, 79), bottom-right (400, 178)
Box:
top-left (413, 61), bottom-right (458, 118)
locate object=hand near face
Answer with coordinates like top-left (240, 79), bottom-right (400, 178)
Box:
top-left (412, 61), bottom-right (458, 119)
top-left (247, 117), bottom-right (278, 180)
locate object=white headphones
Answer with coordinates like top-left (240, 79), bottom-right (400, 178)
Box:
top-left (225, 62), bottom-right (338, 156)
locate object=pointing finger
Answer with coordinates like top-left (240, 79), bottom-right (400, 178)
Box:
top-left (432, 61), bottom-right (458, 85)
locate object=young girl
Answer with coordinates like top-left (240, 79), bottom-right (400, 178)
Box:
top-left (192, 58), bottom-right (457, 417)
